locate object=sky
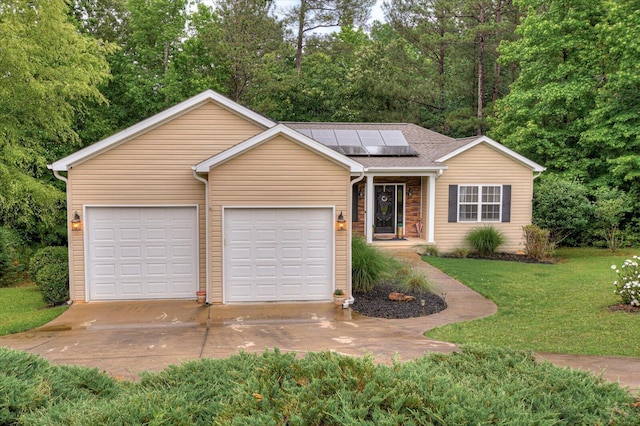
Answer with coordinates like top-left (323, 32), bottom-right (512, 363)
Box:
top-left (273, 0), bottom-right (386, 29)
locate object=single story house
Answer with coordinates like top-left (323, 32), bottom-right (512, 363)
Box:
top-left (49, 90), bottom-right (544, 304)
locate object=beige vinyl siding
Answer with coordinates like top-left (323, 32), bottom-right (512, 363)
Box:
top-left (66, 101), bottom-right (265, 301)
top-left (208, 134), bottom-right (351, 304)
top-left (434, 143), bottom-right (534, 253)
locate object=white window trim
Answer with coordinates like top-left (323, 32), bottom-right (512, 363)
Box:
top-left (458, 184), bottom-right (502, 223)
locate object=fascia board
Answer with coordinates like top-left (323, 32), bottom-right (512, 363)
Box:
top-left (194, 124), bottom-right (365, 173)
top-left (48, 90), bottom-right (277, 171)
top-left (363, 166), bottom-right (447, 176)
top-left (436, 136), bottom-right (546, 172)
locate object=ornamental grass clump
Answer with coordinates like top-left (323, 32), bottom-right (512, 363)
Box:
top-left (611, 255), bottom-right (640, 306)
top-left (465, 225), bottom-right (506, 256)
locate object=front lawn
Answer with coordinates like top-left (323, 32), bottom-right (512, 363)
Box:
top-left (0, 285), bottom-right (67, 336)
top-left (425, 248), bottom-right (640, 357)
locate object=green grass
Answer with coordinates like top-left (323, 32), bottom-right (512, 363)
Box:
top-left (425, 247), bottom-right (640, 357)
top-left (0, 284), bottom-right (67, 336)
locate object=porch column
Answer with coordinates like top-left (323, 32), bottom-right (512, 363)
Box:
top-left (365, 174), bottom-right (375, 243)
top-left (428, 173), bottom-right (436, 244)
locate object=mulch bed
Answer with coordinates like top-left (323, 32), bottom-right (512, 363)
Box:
top-left (608, 304), bottom-right (640, 313)
top-left (452, 253), bottom-right (557, 264)
top-left (352, 283), bottom-right (447, 319)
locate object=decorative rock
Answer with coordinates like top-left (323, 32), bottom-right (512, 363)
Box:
top-left (388, 292), bottom-right (415, 302)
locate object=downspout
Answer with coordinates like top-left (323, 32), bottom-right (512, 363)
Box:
top-left (347, 171), bottom-right (365, 305)
top-left (53, 170), bottom-right (73, 304)
top-left (192, 169), bottom-right (210, 305)
top-left (533, 171), bottom-right (542, 180)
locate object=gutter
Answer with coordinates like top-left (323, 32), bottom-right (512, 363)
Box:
top-left (192, 169), bottom-right (210, 305)
top-left (347, 171), bottom-right (365, 305)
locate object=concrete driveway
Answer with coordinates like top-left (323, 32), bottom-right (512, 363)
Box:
top-left (1, 260), bottom-right (639, 395)
top-left (0, 300), bottom-right (461, 381)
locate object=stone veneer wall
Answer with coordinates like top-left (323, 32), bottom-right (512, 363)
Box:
top-left (352, 176), bottom-right (422, 238)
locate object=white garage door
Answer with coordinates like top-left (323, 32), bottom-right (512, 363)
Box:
top-left (87, 207), bottom-right (198, 301)
top-left (224, 208), bottom-right (333, 302)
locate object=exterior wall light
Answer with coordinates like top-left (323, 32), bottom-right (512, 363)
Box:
top-left (358, 187), bottom-right (364, 198)
top-left (407, 187), bottom-right (413, 197)
top-left (71, 211), bottom-right (82, 232)
top-left (337, 211), bottom-right (346, 231)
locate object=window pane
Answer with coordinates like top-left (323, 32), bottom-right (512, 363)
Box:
top-left (481, 205), bottom-right (500, 220)
top-left (459, 186), bottom-right (478, 203)
top-left (482, 186), bottom-right (501, 203)
top-left (459, 204), bottom-right (478, 221)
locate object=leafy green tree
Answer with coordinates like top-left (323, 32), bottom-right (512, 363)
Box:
top-left (491, 0), bottom-right (605, 174)
top-left (194, 0), bottom-right (287, 103)
top-left (580, 0), bottom-right (640, 194)
top-left (0, 0), bottom-right (112, 243)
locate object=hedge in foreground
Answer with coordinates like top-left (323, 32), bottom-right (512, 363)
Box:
top-left (2, 346), bottom-right (638, 425)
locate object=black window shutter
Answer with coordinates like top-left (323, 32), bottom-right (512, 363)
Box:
top-left (448, 185), bottom-right (458, 223)
top-left (352, 185), bottom-right (359, 222)
top-left (502, 185), bottom-right (512, 223)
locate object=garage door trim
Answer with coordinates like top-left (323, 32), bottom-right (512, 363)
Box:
top-left (84, 204), bottom-right (200, 302)
top-left (222, 206), bottom-right (336, 303)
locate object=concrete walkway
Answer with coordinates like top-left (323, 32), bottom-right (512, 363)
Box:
top-left (0, 249), bottom-right (638, 395)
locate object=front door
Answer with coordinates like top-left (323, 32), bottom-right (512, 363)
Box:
top-left (374, 184), bottom-right (404, 234)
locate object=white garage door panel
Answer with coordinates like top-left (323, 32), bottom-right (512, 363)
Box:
top-left (87, 207), bottom-right (197, 301)
top-left (224, 208), bottom-right (333, 302)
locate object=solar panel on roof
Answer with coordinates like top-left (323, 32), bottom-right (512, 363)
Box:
top-left (334, 130), bottom-right (361, 146)
top-left (365, 146), bottom-right (419, 156)
top-left (380, 130), bottom-right (408, 146)
top-left (339, 146), bottom-right (369, 156)
top-left (311, 129), bottom-right (337, 145)
top-left (357, 130), bottom-right (384, 146)
top-left (291, 127), bottom-right (418, 157)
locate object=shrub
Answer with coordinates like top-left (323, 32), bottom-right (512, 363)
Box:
top-left (449, 247), bottom-right (469, 258)
top-left (29, 246), bottom-right (67, 283)
top-left (10, 347), bottom-right (638, 425)
top-left (397, 270), bottom-right (433, 295)
top-left (352, 236), bottom-right (392, 293)
top-left (533, 175), bottom-right (593, 246)
top-left (465, 226), bottom-right (505, 256)
top-left (611, 256), bottom-right (640, 306)
top-left (522, 224), bottom-right (555, 260)
top-left (0, 228), bottom-right (15, 287)
top-left (593, 186), bottom-right (632, 252)
top-left (417, 245), bottom-right (439, 257)
top-left (37, 264), bottom-right (69, 305)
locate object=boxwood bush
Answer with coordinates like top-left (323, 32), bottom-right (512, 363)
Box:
top-left (29, 247), bottom-right (69, 305)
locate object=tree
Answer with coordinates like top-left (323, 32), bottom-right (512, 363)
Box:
top-left (0, 0), bottom-right (113, 243)
top-left (490, 0), bottom-right (605, 175)
top-left (194, 0), bottom-right (287, 103)
top-left (283, 0), bottom-right (375, 75)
